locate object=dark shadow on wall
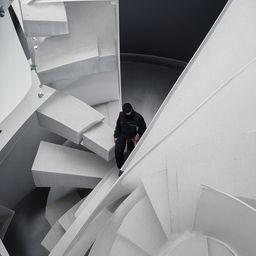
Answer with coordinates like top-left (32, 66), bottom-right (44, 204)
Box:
top-left (120, 0), bottom-right (228, 62)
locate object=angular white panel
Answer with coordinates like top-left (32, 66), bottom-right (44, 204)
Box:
top-left (118, 196), bottom-right (168, 255)
top-left (54, 71), bottom-right (120, 106)
top-left (37, 92), bottom-right (104, 144)
top-left (207, 238), bottom-right (235, 256)
top-left (0, 12), bottom-right (31, 124)
top-left (58, 198), bottom-right (85, 231)
top-left (20, 1), bottom-right (68, 37)
top-left (109, 235), bottom-right (150, 256)
top-left (93, 100), bottom-right (120, 129)
top-left (142, 169), bottom-right (171, 238)
top-left (194, 186), bottom-right (256, 256)
top-left (41, 221), bottom-right (65, 252)
top-left (46, 188), bottom-right (80, 226)
top-left (82, 121), bottom-right (115, 161)
top-left (65, 209), bottom-right (112, 256)
top-left (123, 0), bottom-right (256, 171)
top-left (0, 239), bottom-right (9, 256)
top-left (32, 141), bottom-right (114, 188)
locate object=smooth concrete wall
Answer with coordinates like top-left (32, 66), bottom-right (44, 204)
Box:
top-left (0, 114), bottom-right (65, 209)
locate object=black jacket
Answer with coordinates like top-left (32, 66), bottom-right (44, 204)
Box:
top-left (114, 111), bottom-right (146, 139)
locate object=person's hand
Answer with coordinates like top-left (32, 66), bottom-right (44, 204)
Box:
top-left (114, 137), bottom-right (118, 143)
top-left (134, 133), bottom-right (140, 144)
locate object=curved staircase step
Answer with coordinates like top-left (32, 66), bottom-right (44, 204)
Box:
top-left (81, 121), bottom-right (115, 161)
top-left (32, 141), bottom-right (114, 188)
top-left (37, 91), bottom-right (104, 144)
top-left (20, 0), bottom-right (68, 37)
top-left (53, 71), bottom-right (120, 107)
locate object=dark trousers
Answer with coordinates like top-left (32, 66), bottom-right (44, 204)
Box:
top-left (115, 136), bottom-right (135, 169)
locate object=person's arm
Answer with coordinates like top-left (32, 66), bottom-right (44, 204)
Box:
top-left (113, 113), bottom-right (121, 142)
top-left (138, 115), bottom-right (146, 137)
top-left (134, 115), bottom-right (146, 143)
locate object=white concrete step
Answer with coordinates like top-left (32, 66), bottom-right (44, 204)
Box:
top-left (20, 0), bottom-right (68, 37)
top-left (117, 195), bottom-right (168, 255)
top-left (45, 188), bottom-right (81, 226)
top-left (65, 209), bottom-right (112, 256)
top-left (49, 168), bottom-right (118, 256)
top-left (0, 239), bottom-right (9, 256)
top-left (58, 198), bottom-right (85, 231)
top-left (32, 141), bottom-right (115, 188)
top-left (142, 169), bottom-right (171, 238)
top-left (0, 205), bottom-right (15, 239)
top-left (194, 186), bottom-right (256, 256)
top-left (53, 71), bottom-right (120, 107)
top-left (41, 221), bottom-right (65, 252)
top-left (93, 100), bottom-right (120, 129)
top-left (35, 35), bottom-right (101, 84)
top-left (89, 186), bottom-right (146, 256)
top-left (81, 121), bottom-right (115, 161)
top-left (109, 235), bottom-right (150, 256)
top-left (37, 91), bottom-right (104, 144)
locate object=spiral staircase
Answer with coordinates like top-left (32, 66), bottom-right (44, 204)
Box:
top-left (1, 0), bottom-right (256, 255)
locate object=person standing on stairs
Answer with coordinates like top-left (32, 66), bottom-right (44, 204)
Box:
top-left (114, 103), bottom-right (146, 176)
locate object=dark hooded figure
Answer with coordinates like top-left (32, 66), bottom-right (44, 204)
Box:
top-left (114, 103), bottom-right (146, 176)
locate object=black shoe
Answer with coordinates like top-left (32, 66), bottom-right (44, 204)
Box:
top-left (118, 170), bottom-right (123, 177)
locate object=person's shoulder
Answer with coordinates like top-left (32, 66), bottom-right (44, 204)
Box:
top-left (134, 111), bottom-right (143, 120)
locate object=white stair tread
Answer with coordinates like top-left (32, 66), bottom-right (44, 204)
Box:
top-left (46, 188), bottom-right (81, 226)
top-left (32, 141), bottom-right (114, 188)
top-left (36, 35), bottom-right (98, 74)
top-left (167, 235), bottom-right (208, 256)
top-left (41, 221), bottom-right (65, 252)
top-left (49, 169), bottom-right (118, 256)
top-left (142, 169), bottom-right (171, 238)
top-left (109, 235), bottom-right (150, 256)
top-left (75, 168), bottom-right (118, 217)
top-left (20, 1), bottom-right (68, 37)
top-left (37, 91), bottom-right (104, 144)
top-left (82, 121), bottom-right (115, 161)
top-left (58, 198), bottom-right (85, 231)
top-left (207, 237), bottom-right (235, 256)
top-left (117, 196), bottom-right (168, 255)
top-left (194, 186), bottom-right (256, 256)
top-left (65, 209), bottom-right (112, 256)
top-left (93, 100), bottom-right (120, 129)
top-left (60, 71), bottom-right (120, 106)
top-left (0, 239), bottom-right (9, 256)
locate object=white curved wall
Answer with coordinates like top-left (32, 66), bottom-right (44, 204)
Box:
top-left (0, 11), bottom-right (31, 124)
